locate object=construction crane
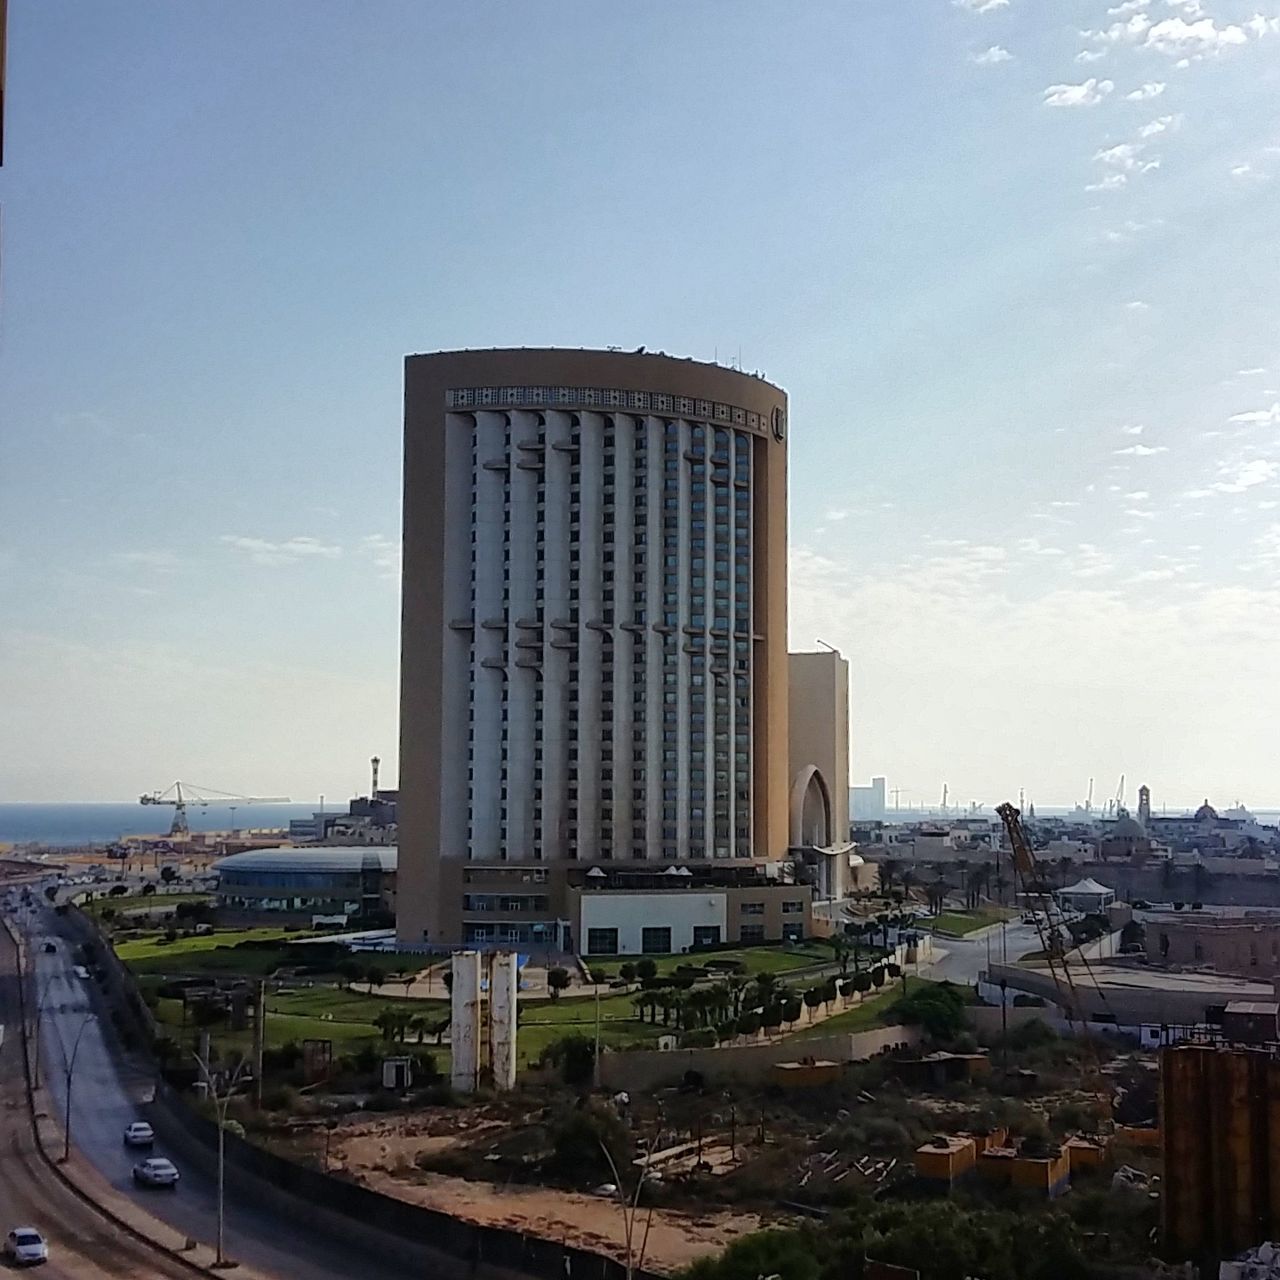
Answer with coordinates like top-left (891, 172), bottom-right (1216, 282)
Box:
top-left (140, 782), bottom-right (290, 837)
top-left (996, 801), bottom-right (1115, 1121)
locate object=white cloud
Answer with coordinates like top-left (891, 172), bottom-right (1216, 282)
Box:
top-left (1229, 403), bottom-right (1280, 425)
top-left (953, 0), bottom-right (1009, 10)
top-left (1210, 458), bottom-right (1280, 493)
top-left (1126, 490), bottom-right (1151, 500)
top-left (1126, 300), bottom-right (1151, 311)
top-left (1076, 48), bottom-right (1109, 62)
top-left (1144, 16), bottom-right (1248, 55)
top-left (1245, 14), bottom-right (1280, 36)
top-left (358, 534), bottom-right (401, 582)
top-left (824, 508), bottom-right (850, 521)
top-left (971, 44), bottom-right (1014, 64)
top-left (1139, 113), bottom-right (1181, 137)
top-left (1231, 163), bottom-right (1258, 178)
top-left (1095, 142), bottom-right (1143, 170)
top-left (1115, 443), bottom-right (1169, 456)
top-left (1121, 423), bottom-right (1146, 435)
top-left (1108, 0), bottom-right (1150, 13)
top-left (1044, 78), bottom-right (1114, 107)
top-left (219, 535), bottom-right (343, 567)
top-left (1237, 367), bottom-right (1268, 377)
top-left (1086, 173), bottom-right (1128, 191)
top-left (1126, 81), bottom-right (1166, 100)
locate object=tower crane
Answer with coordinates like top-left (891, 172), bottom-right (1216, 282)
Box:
top-left (140, 782), bottom-right (290, 837)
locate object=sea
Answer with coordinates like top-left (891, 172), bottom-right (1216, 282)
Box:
top-left (0, 802), bottom-right (323, 847)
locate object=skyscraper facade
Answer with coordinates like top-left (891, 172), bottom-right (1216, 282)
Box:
top-left (397, 348), bottom-right (790, 948)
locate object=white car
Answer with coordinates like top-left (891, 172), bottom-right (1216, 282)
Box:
top-left (72, 965), bottom-right (90, 980)
top-left (132, 1157), bottom-right (179, 1188)
top-left (4, 1227), bottom-right (48, 1266)
top-left (123, 1122), bottom-right (155, 1148)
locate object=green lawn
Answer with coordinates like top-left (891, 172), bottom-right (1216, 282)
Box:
top-left (790, 976), bottom-right (934, 1038)
top-left (928, 909), bottom-right (1014, 936)
top-left (266, 986), bottom-right (447, 1022)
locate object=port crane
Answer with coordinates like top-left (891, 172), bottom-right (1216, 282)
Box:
top-left (140, 781), bottom-right (290, 837)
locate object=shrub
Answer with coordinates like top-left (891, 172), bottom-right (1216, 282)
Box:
top-left (636, 958), bottom-right (658, 982)
top-left (680, 1028), bottom-right (717, 1048)
top-left (547, 967), bottom-right (572, 1000)
top-left (540, 1034), bottom-right (595, 1087)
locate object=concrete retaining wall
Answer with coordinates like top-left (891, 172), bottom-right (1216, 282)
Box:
top-left (597, 1024), bottom-right (920, 1091)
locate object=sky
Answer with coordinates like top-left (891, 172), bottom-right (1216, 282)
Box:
top-left (2, 1), bottom-right (1279, 808)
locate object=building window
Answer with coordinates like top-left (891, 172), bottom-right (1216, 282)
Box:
top-left (692, 926), bottom-right (721, 948)
top-left (740, 924), bottom-right (766, 944)
top-left (740, 902), bottom-right (765, 916)
top-left (587, 928), bottom-right (620, 956)
top-left (641, 926), bottom-right (672, 955)
top-left (782, 901), bottom-right (804, 915)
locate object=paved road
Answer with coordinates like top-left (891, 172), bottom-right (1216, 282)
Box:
top-left (0, 925), bottom-right (197, 1279)
top-left (924, 920), bottom-right (1043, 984)
top-left (24, 904), bottom-right (429, 1280)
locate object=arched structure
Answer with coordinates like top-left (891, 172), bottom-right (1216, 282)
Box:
top-left (790, 764), bottom-right (833, 849)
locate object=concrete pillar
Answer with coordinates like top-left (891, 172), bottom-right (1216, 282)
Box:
top-left (450, 951), bottom-right (482, 1094)
top-left (490, 952), bottom-right (519, 1091)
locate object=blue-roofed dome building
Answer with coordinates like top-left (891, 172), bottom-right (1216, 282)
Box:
top-left (211, 846), bottom-right (397, 924)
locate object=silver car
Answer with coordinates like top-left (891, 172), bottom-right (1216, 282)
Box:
top-left (132, 1157), bottom-right (180, 1189)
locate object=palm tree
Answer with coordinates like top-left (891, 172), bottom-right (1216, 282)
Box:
top-left (407, 1014), bottom-right (429, 1044)
top-left (753, 971), bottom-right (779, 1006)
top-left (880, 859), bottom-right (900, 895)
top-left (828, 935), bottom-right (851, 978)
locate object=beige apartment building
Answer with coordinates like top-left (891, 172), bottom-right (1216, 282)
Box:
top-left (397, 348), bottom-right (793, 951)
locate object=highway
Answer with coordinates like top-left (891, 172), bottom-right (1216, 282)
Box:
top-left (0, 923), bottom-right (196, 1279)
top-left (23, 902), bottom-right (430, 1280)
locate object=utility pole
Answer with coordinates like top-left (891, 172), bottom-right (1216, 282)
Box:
top-left (61, 1014), bottom-right (97, 1163)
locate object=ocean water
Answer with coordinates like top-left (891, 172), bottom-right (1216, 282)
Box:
top-left (0, 802), bottom-right (323, 847)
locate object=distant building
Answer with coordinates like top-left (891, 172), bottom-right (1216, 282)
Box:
top-left (851, 776), bottom-right (887, 822)
top-left (212, 846), bottom-right (397, 923)
top-left (1146, 910), bottom-right (1280, 977)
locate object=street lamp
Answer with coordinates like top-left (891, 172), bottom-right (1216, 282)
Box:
top-left (192, 1050), bottom-right (250, 1269)
top-left (30, 973), bottom-right (63, 1091)
top-left (61, 1013), bottom-right (97, 1163)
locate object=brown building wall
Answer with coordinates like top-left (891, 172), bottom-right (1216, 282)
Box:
top-left (1161, 1045), bottom-right (1280, 1262)
top-left (398, 348), bottom-right (789, 948)
top-left (1147, 918), bottom-right (1280, 977)
top-left (787, 650), bottom-right (850, 846)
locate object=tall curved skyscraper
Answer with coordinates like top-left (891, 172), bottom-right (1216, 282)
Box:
top-left (397, 348), bottom-right (790, 950)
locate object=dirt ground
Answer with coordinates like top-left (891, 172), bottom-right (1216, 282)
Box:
top-left (334, 1120), bottom-right (763, 1274)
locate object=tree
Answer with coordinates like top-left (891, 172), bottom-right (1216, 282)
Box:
top-left (684, 1229), bottom-right (821, 1280)
top-left (802, 987), bottom-right (823, 1020)
top-left (364, 966), bottom-right (385, 990)
top-left (109, 884), bottom-right (129, 898)
top-left (43, 886), bottom-right (58, 904)
top-left (542, 1034), bottom-right (596, 1087)
top-left (619, 962), bottom-right (637, 987)
top-left (896, 982), bottom-right (966, 1041)
top-left (140, 882), bottom-right (157, 897)
top-left (854, 971), bottom-right (872, 995)
top-left (879, 859), bottom-right (899, 893)
top-left (547, 966), bottom-right (572, 1000)
top-left (160, 865), bottom-right (180, 884)
top-left (827, 935), bottom-right (851, 977)
top-left (727, 974), bottom-right (748, 1017)
top-left (636, 957), bottom-right (658, 983)
top-left (373, 1009), bottom-right (401, 1042)
top-left (762, 1004), bottom-right (783, 1036)
top-left (782, 998), bottom-right (802, 1030)
top-left (736, 1010), bottom-right (761, 1038)
top-left (871, 966), bottom-right (886, 989)
top-left (753, 971), bottom-right (779, 1004)
top-left (821, 979), bottom-right (838, 1012)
